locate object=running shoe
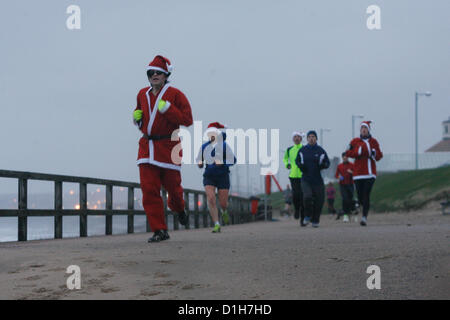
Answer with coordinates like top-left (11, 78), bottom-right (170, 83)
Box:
top-left (212, 224), bottom-right (221, 233)
top-left (343, 214), bottom-right (349, 222)
top-left (178, 210), bottom-right (188, 226)
top-left (221, 209), bottom-right (230, 225)
top-left (303, 216), bottom-right (311, 226)
top-left (148, 230), bottom-right (165, 243)
top-left (294, 211), bottom-right (300, 220)
top-left (360, 216), bottom-right (367, 226)
top-left (161, 230), bottom-right (170, 240)
top-left (312, 223), bottom-right (319, 228)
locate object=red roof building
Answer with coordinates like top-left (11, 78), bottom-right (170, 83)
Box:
top-left (426, 116), bottom-right (450, 152)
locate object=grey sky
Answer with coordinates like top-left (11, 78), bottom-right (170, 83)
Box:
top-left (0, 0), bottom-right (449, 193)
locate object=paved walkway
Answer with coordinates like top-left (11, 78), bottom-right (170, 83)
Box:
top-left (0, 209), bottom-right (449, 299)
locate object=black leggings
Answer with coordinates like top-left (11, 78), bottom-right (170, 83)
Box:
top-left (289, 178), bottom-right (305, 220)
top-left (339, 184), bottom-right (354, 214)
top-left (327, 198), bottom-right (336, 213)
top-left (354, 178), bottom-right (375, 217)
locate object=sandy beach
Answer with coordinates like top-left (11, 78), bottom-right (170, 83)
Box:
top-left (0, 207), bottom-right (449, 300)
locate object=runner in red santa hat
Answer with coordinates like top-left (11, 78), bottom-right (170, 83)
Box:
top-left (132, 55), bottom-right (193, 242)
top-left (345, 121), bottom-right (383, 226)
top-left (196, 122), bottom-right (236, 233)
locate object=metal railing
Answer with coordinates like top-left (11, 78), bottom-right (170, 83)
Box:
top-left (0, 170), bottom-right (254, 241)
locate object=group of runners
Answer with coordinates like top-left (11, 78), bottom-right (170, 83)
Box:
top-left (132, 54), bottom-right (383, 243)
top-left (283, 123), bottom-right (383, 227)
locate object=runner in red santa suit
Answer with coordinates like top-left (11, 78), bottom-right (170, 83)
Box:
top-left (345, 121), bottom-right (383, 226)
top-left (132, 55), bottom-right (193, 242)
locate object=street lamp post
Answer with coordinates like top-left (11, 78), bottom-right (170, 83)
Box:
top-left (352, 115), bottom-right (364, 139)
top-left (319, 128), bottom-right (331, 147)
top-left (415, 91), bottom-right (432, 170)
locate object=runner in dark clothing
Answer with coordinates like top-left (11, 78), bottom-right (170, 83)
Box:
top-left (283, 184), bottom-right (293, 217)
top-left (326, 182), bottom-right (337, 214)
top-left (295, 130), bottom-right (330, 228)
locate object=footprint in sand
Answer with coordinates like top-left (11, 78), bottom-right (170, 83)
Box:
top-left (153, 280), bottom-right (180, 287)
top-left (154, 272), bottom-right (170, 279)
top-left (32, 287), bottom-right (56, 295)
top-left (45, 267), bottom-right (66, 272)
top-left (15, 283), bottom-right (37, 289)
top-left (155, 259), bottom-right (175, 265)
top-left (100, 287), bottom-right (120, 293)
top-left (140, 289), bottom-right (161, 297)
top-left (22, 274), bottom-right (48, 281)
top-left (181, 284), bottom-right (203, 290)
top-left (86, 278), bottom-right (105, 286)
top-left (8, 270), bottom-right (21, 274)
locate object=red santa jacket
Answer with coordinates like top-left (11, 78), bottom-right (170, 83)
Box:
top-left (345, 136), bottom-right (383, 180)
top-left (134, 83), bottom-right (193, 170)
top-left (335, 162), bottom-right (354, 185)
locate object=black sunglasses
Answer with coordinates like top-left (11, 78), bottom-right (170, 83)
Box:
top-left (147, 70), bottom-right (166, 77)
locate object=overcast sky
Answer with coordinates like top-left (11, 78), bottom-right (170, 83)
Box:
top-left (0, 0), bottom-right (449, 193)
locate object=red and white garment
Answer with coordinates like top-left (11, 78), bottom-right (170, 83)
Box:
top-left (345, 121), bottom-right (383, 180)
top-left (134, 84), bottom-right (193, 170)
top-left (346, 137), bottom-right (383, 180)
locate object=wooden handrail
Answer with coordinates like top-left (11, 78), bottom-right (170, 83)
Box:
top-left (0, 169), bottom-right (256, 241)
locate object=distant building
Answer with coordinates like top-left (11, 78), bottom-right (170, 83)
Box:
top-left (426, 116), bottom-right (450, 152)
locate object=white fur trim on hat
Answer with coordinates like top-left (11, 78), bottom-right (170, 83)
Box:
top-left (147, 66), bottom-right (169, 74)
top-left (205, 127), bottom-right (220, 135)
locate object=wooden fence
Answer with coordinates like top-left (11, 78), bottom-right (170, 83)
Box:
top-left (0, 170), bottom-right (255, 241)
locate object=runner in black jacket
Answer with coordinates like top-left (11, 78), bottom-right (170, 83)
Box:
top-left (295, 130), bottom-right (330, 227)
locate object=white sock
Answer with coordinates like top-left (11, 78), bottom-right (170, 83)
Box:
top-left (215, 222), bottom-right (220, 226)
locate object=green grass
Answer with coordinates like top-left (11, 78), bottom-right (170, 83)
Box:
top-left (369, 166), bottom-right (450, 212)
top-left (262, 166), bottom-right (450, 213)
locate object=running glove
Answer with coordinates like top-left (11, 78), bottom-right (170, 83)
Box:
top-left (133, 109), bottom-right (143, 121)
top-left (158, 100), bottom-right (170, 113)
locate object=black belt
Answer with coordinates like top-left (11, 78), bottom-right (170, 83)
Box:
top-left (143, 134), bottom-right (172, 140)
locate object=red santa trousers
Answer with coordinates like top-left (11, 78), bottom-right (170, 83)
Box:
top-left (139, 163), bottom-right (185, 231)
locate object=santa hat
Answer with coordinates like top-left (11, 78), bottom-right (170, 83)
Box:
top-left (205, 122), bottom-right (227, 135)
top-left (147, 55), bottom-right (173, 74)
top-left (360, 121), bottom-right (372, 132)
top-left (292, 131), bottom-right (303, 139)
